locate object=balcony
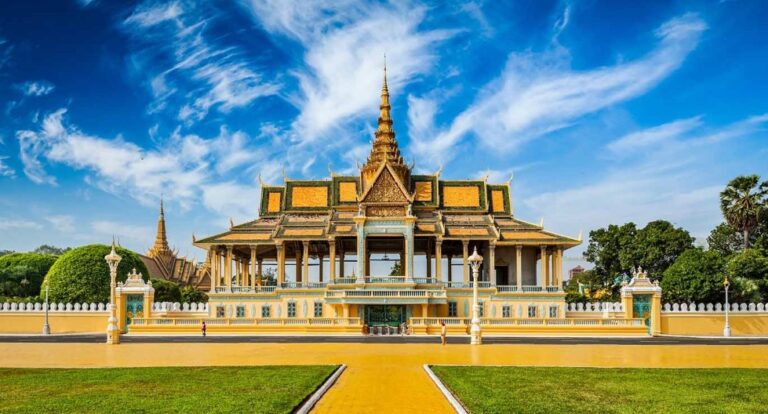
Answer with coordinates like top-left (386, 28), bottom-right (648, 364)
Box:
top-left (324, 289), bottom-right (447, 304)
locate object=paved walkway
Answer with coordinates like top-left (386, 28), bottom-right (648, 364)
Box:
top-left (3, 334), bottom-right (768, 345)
top-left (1, 342), bottom-right (767, 413)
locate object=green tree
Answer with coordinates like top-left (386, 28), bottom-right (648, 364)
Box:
top-left (661, 248), bottom-right (726, 303)
top-left (43, 244), bottom-right (149, 303)
top-left (0, 253), bottom-right (58, 297)
top-left (181, 285), bottom-right (209, 303)
top-left (151, 278), bottom-right (182, 303)
top-left (707, 223), bottom-right (748, 257)
top-left (389, 261), bottom-right (403, 276)
top-left (726, 249), bottom-right (768, 300)
top-left (719, 175), bottom-right (768, 249)
top-left (583, 223), bottom-right (637, 287)
top-left (33, 245), bottom-right (71, 256)
top-left (628, 220), bottom-right (694, 280)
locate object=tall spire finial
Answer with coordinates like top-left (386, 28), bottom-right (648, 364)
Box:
top-left (383, 54), bottom-right (388, 90)
top-left (148, 196), bottom-right (171, 257)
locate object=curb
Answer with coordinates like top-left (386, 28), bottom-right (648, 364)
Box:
top-left (423, 364), bottom-right (467, 414)
top-left (296, 364), bottom-right (346, 414)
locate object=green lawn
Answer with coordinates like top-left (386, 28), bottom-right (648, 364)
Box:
top-left (431, 366), bottom-right (768, 414)
top-left (0, 366), bottom-right (336, 413)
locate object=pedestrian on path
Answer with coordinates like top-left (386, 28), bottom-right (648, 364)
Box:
top-left (440, 321), bottom-right (447, 345)
top-left (202, 321), bottom-right (207, 337)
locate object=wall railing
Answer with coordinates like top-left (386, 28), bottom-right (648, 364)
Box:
top-left (409, 317), bottom-right (645, 327)
top-left (130, 317), bottom-right (362, 326)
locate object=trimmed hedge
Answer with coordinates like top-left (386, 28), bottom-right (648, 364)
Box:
top-left (43, 244), bottom-right (149, 303)
top-left (0, 253), bottom-right (58, 297)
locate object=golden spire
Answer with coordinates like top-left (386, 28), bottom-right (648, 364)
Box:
top-left (148, 196), bottom-right (171, 258)
top-left (361, 60), bottom-right (411, 191)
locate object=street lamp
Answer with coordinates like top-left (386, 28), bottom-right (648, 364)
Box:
top-left (468, 246), bottom-right (483, 345)
top-left (42, 285), bottom-right (50, 335)
top-left (723, 276), bottom-right (731, 338)
top-left (104, 240), bottom-right (122, 345)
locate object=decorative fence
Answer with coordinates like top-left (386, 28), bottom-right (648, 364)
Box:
top-left (663, 303), bottom-right (767, 313)
top-left (0, 302), bottom-right (109, 312)
top-left (566, 302), bottom-right (624, 312)
top-left (152, 302), bottom-right (209, 313)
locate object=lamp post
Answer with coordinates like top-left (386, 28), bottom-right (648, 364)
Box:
top-left (42, 285), bottom-right (50, 335)
top-left (723, 276), bottom-right (731, 338)
top-left (105, 241), bottom-right (122, 345)
top-left (468, 246), bottom-right (484, 345)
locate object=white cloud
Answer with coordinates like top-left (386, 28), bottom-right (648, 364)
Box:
top-left (91, 220), bottom-right (154, 245)
top-left (124, 1), bottom-right (279, 122)
top-left (16, 108), bottom-right (278, 219)
top-left (0, 218), bottom-right (42, 230)
top-left (0, 156), bottom-right (14, 178)
top-left (245, 0), bottom-right (454, 142)
top-left (607, 116), bottom-right (702, 154)
top-left (201, 182), bottom-right (263, 221)
top-left (45, 215), bottom-right (76, 233)
top-left (525, 113), bottom-right (768, 255)
top-left (15, 80), bottom-right (56, 97)
top-left (411, 13), bottom-right (707, 167)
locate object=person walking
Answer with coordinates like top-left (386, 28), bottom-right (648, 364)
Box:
top-left (201, 321), bottom-right (207, 337)
top-left (440, 321), bottom-right (447, 345)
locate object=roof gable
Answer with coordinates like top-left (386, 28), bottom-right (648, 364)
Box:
top-left (360, 162), bottom-right (412, 204)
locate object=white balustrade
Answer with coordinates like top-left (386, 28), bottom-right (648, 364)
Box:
top-left (662, 302), bottom-right (768, 313)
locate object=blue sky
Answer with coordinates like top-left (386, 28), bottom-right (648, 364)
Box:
top-left (0, 0), bottom-right (766, 268)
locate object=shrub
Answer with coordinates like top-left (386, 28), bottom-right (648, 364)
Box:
top-left (151, 278), bottom-right (182, 303)
top-left (181, 285), bottom-right (208, 303)
top-left (43, 244), bottom-right (149, 303)
top-left (0, 253), bottom-right (58, 297)
top-left (661, 248), bottom-right (726, 303)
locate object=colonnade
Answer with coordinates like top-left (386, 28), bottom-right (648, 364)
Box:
top-left (207, 240), bottom-right (565, 291)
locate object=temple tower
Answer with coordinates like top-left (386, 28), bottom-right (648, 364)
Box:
top-left (147, 198), bottom-right (172, 258)
top-left (360, 64), bottom-right (411, 192)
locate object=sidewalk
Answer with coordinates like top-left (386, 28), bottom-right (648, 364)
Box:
top-left (1, 342), bottom-right (767, 413)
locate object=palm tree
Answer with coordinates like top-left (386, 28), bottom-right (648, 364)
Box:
top-left (720, 175), bottom-right (768, 249)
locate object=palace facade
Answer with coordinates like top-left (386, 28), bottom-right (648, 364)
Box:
top-left (193, 68), bottom-right (583, 330)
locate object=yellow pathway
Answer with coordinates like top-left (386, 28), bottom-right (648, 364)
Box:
top-left (1, 342), bottom-right (767, 413)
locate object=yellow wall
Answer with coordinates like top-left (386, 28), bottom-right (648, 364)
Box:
top-left (0, 313), bottom-right (107, 334)
top-left (661, 313), bottom-right (768, 336)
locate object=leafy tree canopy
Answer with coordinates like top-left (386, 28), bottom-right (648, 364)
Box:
top-left (33, 245), bottom-right (71, 256)
top-left (43, 244), bottom-right (149, 303)
top-left (661, 248), bottom-right (725, 303)
top-left (181, 285), bottom-right (209, 303)
top-left (584, 220), bottom-right (693, 288)
top-left (0, 253), bottom-right (58, 298)
top-left (628, 220), bottom-right (694, 279)
top-left (151, 278), bottom-right (182, 303)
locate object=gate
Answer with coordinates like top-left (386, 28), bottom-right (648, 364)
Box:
top-left (125, 294), bottom-right (144, 331)
top-left (632, 294), bottom-right (652, 332)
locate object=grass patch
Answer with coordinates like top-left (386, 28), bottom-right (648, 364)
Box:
top-left (0, 365), bottom-right (336, 413)
top-left (431, 366), bottom-right (768, 414)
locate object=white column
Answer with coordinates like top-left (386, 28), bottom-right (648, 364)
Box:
top-left (516, 245), bottom-right (522, 290)
top-left (489, 242), bottom-right (496, 286)
top-left (250, 245), bottom-right (257, 290)
top-left (462, 240), bottom-right (469, 284)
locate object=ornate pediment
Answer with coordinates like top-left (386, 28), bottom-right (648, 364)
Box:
top-left (361, 164), bottom-right (411, 204)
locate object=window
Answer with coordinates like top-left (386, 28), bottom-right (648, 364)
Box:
top-left (236, 306), bottom-right (245, 318)
top-left (287, 302), bottom-right (296, 318)
top-left (261, 305), bottom-right (270, 318)
top-left (549, 306), bottom-right (558, 318)
top-left (502, 305), bottom-right (511, 318)
top-left (216, 306), bottom-right (225, 318)
top-left (527, 305), bottom-right (537, 318)
top-left (478, 301), bottom-right (484, 317)
top-left (448, 302), bottom-right (457, 317)
top-left (314, 302), bottom-right (323, 317)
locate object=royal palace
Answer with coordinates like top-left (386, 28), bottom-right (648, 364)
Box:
top-left (188, 68), bottom-right (621, 335)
